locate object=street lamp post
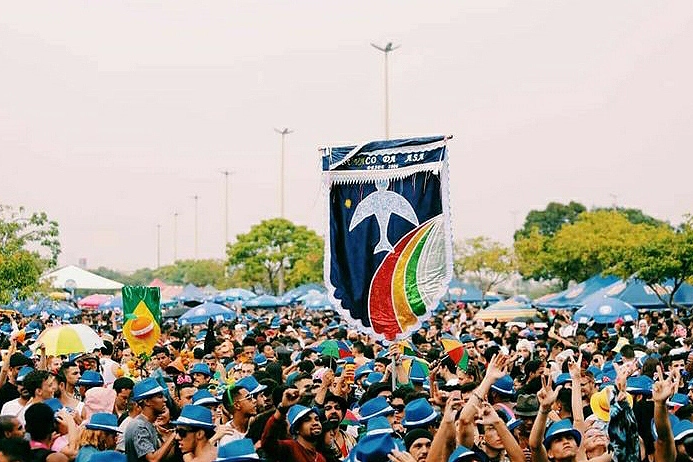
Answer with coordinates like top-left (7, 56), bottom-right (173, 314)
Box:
top-left (156, 224), bottom-right (161, 269)
top-left (371, 42), bottom-right (400, 139)
top-left (192, 195), bottom-right (199, 259)
top-left (173, 212), bottom-right (179, 263)
top-left (274, 128), bottom-right (293, 218)
top-left (221, 170), bottom-right (233, 249)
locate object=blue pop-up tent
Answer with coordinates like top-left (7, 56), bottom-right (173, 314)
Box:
top-left (176, 284), bottom-right (206, 305)
top-left (244, 295), bottom-right (284, 309)
top-left (585, 278), bottom-right (693, 309)
top-left (535, 275), bottom-right (620, 309)
top-left (446, 279), bottom-right (484, 303)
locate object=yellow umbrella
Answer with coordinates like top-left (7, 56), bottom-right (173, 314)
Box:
top-left (34, 325), bottom-right (105, 356)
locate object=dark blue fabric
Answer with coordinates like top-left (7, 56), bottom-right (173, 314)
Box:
top-left (536, 275), bottom-right (619, 308)
top-left (328, 173), bottom-right (442, 328)
top-left (323, 136), bottom-right (446, 171)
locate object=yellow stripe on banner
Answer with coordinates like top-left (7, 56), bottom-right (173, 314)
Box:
top-left (391, 223), bottom-right (434, 333)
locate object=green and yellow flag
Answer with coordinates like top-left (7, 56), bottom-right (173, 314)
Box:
top-left (122, 286), bottom-right (161, 357)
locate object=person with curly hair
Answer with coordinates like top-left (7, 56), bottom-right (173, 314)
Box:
top-left (75, 413), bottom-right (120, 462)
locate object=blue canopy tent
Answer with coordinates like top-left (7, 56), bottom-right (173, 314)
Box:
top-left (98, 296), bottom-right (122, 311)
top-left (176, 284), bottom-right (206, 306)
top-left (585, 278), bottom-right (693, 310)
top-left (303, 294), bottom-right (334, 311)
top-left (281, 283), bottom-right (326, 304)
top-left (178, 302), bottom-right (236, 325)
top-left (535, 275), bottom-right (620, 309)
top-left (446, 279), bottom-right (484, 303)
top-left (573, 297), bottom-right (638, 324)
top-left (244, 295), bottom-right (284, 309)
top-left (213, 288), bottom-right (256, 303)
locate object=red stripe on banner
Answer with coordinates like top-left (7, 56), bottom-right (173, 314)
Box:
top-left (369, 224), bottom-right (423, 340)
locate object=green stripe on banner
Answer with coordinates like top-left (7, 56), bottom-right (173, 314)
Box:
top-left (404, 227), bottom-right (432, 316)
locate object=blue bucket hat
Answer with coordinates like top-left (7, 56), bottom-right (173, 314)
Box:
top-left (652, 414), bottom-right (679, 441)
top-left (215, 438), bottom-right (260, 462)
top-left (132, 378), bottom-right (166, 402)
top-left (191, 363), bottom-right (213, 377)
top-left (192, 389), bottom-right (219, 407)
top-left (78, 370), bottom-right (104, 387)
top-left (171, 405), bottom-right (216, 430)
top-left (363, 372), bottom-right (384, 388)
top-left (674, 419), bottom-right (693, 442)
top-left (365, 416), bottom-right (394, 437)
top-left (287, 404), bottom-right (319, 434)
top-left (543, 419), bottom-right (582, 449)
top-left (668, 393), bottom-right (690, 408)
top-left (90, 451), bottom-right (126, 462)
top-left (354, 364), bottom-right (374, 381)
top-left (235, 376), bottom-right (267, 396)
top-left (86, 413), bottom-right (121, 433)
top-left (358, 396), bottom-right (394, 424)
top-left (17, 366), bottom-right (34, 383)
top-left (44, 398), bottom-right (64, 414)
top-left (254, 354), bottom-right (268, 367)
top-left (491, 375), bottom-right (515, 396)
top-left (626, 375), bottom-right (654, 396)
top-left (402, 397), bottom-right (439, 429)
top-left (352, 432), bottom-right (405, 462)
top-left (449, 445), bottom-right (480, 462)
top-left (554, 373), bottom-right (572, 387)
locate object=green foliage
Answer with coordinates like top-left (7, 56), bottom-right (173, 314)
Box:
top-left (515, 210), bottom-right (657, 288)
top-left (608, 217), bottom-right (693, 307)
top-left (93, 260), bottom-right (230, 288)
top-left (514, 201), bottom-right (587, 240)
top-left (0, 205), bottom-right (61, 303)
top-left (594, 206), bottom-right (670, 228)
top-left (454, 237), bottom-right (516, 296)
top-left (226, 218), bottom-right (323, 294)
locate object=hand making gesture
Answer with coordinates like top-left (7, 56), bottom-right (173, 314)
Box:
top-left (537, 373), bottom-right (561, 412)
top-left (485, 353), bottom-right (510, 382)
top-left (652, 365), bottom-right (679, 404)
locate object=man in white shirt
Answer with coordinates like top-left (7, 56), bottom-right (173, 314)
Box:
top-left (0, 366), bottom-right (33, 422)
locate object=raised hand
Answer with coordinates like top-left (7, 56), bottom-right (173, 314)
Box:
top-left (474, 401), bottom-right (502, 426)
top-left (281, 388), bottom-right (301, 408)
top-left (537, 373), bottom-right (561, 411)
top-left (568, 353), bottom-right (582, 380)
top-left (443, 393), bottom-right (463, 423)
top-left (485, 354), bottom-right (509, 382)
top-left (652, 365), bottom-right (678, 403)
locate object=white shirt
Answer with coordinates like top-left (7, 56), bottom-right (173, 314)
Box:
top-left (1, 398), bottom-right (30, 425)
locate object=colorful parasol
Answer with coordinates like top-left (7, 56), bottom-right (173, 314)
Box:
top-left (441, 334), bottom-right (469, 371)
top-left (402, 356), bottom-right (430, 382)
top-left (34, 325), bottom-right (105, 356)
top-left (394, 339), bottom-right (419, 357)
top-left (317, 340), bottom-right (353, 359)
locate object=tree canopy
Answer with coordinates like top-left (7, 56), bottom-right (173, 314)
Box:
top-left (514, 201), bottom-right (587, 240)
top-left (0, 205), bottom-right (61, 303)
top-left (454, 237), bottom-right (516, 297)
top-left (226, 218), bottom-right (323, 294)
top-left (514, 209), bottom-right (692, 300)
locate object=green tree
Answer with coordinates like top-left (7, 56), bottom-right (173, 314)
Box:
top-left (226, 218), bottom-right (323, 294)
top-left (454, 237), bottom-right (516, 298)
top-left (515, 210), bottom-right (656, 288)
top-left (0, 205), bottom-right (61, 303)
top-left (514, 201), bottom-right (587, 240)
top-left (608, 218), bottom-right (693, 307)
top-left (594, 206), bottom-right (669, 228)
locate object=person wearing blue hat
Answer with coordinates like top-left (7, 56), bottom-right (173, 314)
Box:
top-left (261, 387), bottom-right (326, 462)
top-left (191, 363), bottom-right (213, 389)
top-left (0, 366), bottom-right (33, 418)
top-left (217, 377), bottom-right (264, 446)
top-left (89, 451), bottom-right (126, 462)
top-left (401, 398), bottom-right (438, 432)
top-left (171, 405), bottom-right (216, 462)
top-left (124, 378), bottom-right (176, 462)
top-left (193, 389), bottom-right (219, 408)
top-left (77, 370), bottom-right (104, 397)
top-left (215, 438), bottom-right (260, 462)
top-left (358, 396), bottom-right (395, 425)
top-left (76, 413), bottom-right (120, 462)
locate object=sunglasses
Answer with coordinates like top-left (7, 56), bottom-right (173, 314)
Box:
top-left (175, 427), bottom-right (195, 437)
top-left (391, 404), bottom-right (405, 412)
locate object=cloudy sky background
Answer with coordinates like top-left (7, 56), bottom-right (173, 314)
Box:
top-left (2, 1), bottom-right (692, 270)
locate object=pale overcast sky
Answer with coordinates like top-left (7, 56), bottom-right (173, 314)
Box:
top-left (1, 1), bottom-right (692, 271)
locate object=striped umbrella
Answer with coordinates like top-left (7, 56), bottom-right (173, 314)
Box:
top-left (33, 325), bottom-right (105, 356)
top-left (441, 334), bottom-right (470, 371)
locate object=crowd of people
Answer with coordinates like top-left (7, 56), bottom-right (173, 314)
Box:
top-left (0, 302), bottom-right (690, 462)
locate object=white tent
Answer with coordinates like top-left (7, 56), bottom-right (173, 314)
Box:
top-left (41, 265), bottom-right (124, 291)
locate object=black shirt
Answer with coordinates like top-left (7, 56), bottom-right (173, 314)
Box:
top-left (0, 381), bottom-right (19, 410)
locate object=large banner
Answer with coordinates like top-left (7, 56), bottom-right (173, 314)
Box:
top-left (322, 136), bottom-right (453, 340)
top-left (122, 286), bottom-right (161, 357)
